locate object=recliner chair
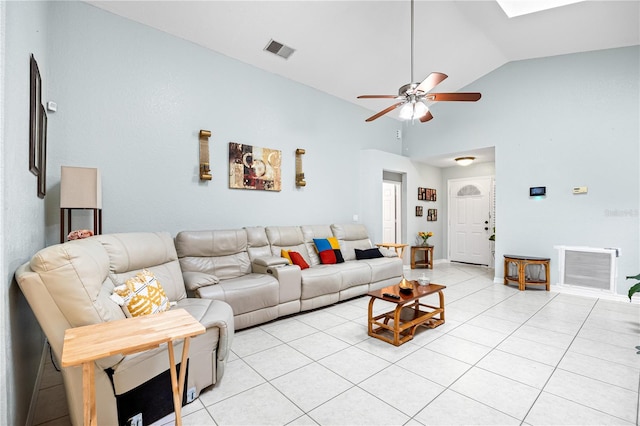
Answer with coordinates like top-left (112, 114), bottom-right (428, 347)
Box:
top-left (15, 232), bottom-right (234, 426)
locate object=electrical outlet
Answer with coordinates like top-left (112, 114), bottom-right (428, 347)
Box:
top-left (186, 387), bottom-right (197, 403)
top-left (127, 413), bottom-right (142, 426)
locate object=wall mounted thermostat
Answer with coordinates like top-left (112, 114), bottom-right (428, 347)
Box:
top-left (573, 186), bottom-right (588, 194)
top-left (529, 186), bottom-right (546, 197)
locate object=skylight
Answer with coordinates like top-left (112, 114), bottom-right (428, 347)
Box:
top-left (496, 0), bottom-right (585, 18)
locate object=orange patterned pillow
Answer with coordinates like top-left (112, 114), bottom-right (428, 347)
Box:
top-left (110, 269), bottom-right (171, 317)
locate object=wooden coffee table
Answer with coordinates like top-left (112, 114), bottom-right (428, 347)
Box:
top-left (367, 282), bottom-right (446, 346)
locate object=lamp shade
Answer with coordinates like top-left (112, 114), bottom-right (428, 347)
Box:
top-left (60, 166), bottom-right (102, 209)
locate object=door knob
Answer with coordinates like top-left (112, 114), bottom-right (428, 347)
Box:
top-left (484, 221), bottom-right (489, 224)
top-left (484, 227), bottom-right (489, 230)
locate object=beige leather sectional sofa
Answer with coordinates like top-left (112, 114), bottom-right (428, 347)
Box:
top-left (15, 232), bottom-right (234, 426)
top-left (176, 223), bottom-right (403, 330)
top-left (15, 223), bottom-right (401, 425)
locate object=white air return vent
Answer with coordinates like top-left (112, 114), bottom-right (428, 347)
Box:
top-left (556, 246), bottom-right (618, 293)
top-left (264, 39), bottom-right (295, 59)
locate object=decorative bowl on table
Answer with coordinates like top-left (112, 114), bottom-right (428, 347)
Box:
top-left (398, 278), bottom-right (414, 294)
top-left (417, 274), bottom-right (430, 286)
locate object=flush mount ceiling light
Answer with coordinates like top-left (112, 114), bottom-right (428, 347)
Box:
top-left (455, 156), bottom-right (475, 166)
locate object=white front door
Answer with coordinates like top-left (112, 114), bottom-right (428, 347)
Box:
top-left (382, 181), bottom-right (401, 243)
top-left (449, 177), bottom-right (492, 265)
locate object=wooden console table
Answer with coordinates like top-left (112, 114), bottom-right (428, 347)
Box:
top-left (376, 243), bottom-right (408, 259)
top-left (61, 309), bottom-right (205, 426)
top-left (503, 255), bottom-right (550, 291)
top-left (367, 282), bottom-right (446, 346)
top-left (411, 245), bottom-right (434, 269)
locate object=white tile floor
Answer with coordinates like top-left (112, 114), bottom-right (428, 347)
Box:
top-left (34, 263), bottom-right (640, 426)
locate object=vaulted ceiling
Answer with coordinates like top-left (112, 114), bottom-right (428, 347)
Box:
top-left (88, 0), bottom-right (639, 122)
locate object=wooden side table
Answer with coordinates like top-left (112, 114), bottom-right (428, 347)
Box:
top-left (61, 309), bottom-right (205, 426)
top-left (411, 245), bottom-right (434, 269)
top-left (376, 243), bottom-right (408, 259)
top-left (503, 255), bottom-right (550, 291)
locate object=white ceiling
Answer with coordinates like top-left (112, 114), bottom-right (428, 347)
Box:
top-left (87, 0), bottom-right (639, 166)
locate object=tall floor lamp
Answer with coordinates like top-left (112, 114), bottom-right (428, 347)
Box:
top-left (60, 166), bottom-right (102, 243)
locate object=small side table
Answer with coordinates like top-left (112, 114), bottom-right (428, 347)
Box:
top-left (61, 309), bottom-right (205, 426)
top-left (411, 245), bottom-right (434, 269)
top-left (376, 243), bottom-right (408, 259)
top-left (503, 255), bottom-right (550, 291)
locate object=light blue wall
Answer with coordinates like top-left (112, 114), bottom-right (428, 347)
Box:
top-left (359, 150), bottom-right (444, 264)
top-left (440, 161), bottom-right (496, 263)
top-left (405, 46), bottom-right (640, 295)
top-left (2, 1), bottom-right (50, 424)
top-left (44, 1), bottom-right (402, 243)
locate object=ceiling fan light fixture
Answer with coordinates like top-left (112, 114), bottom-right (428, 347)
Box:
top-left (399, 103), bottom-right (414, 120)
top-left (455, 156), bottom-right (475, 166)
top-left (399, 100), bottom-right (428, 121)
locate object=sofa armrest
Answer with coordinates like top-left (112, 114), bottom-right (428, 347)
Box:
top-left (182, 271), bottom-right (220, 291)
top-left (265, 264), bottom-right (301, 304)
top-left (252, 256), bottom-right (290, 270)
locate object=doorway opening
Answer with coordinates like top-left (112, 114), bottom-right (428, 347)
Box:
top-left (382, 171), bottom-right (404, 244)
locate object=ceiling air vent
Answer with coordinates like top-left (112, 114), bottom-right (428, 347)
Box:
top-left (264, 39), bottom-right (295, 60)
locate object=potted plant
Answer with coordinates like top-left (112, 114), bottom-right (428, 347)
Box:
top-left (627, 273), bottom-right (640, 301)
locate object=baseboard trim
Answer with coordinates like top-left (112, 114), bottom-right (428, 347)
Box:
top-left (491, 277), bottom-right (637, 304)
top-left (26, 339), bottom-right (48, 426)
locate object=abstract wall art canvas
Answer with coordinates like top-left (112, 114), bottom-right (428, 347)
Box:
top-left (229, 142), bottom-right (281, 191)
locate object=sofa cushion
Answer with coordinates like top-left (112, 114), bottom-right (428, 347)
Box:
top-left (318, 250), bottom-right (337, 265)
top-left (111, 269), bottom-right (171, 317)
top-left (333, 262), bottom-right (371, 291)
top-left (175, 230), bottom-right (252, 280)
top-left (313, 238), bottom-right (332, 252)
top-left (281, 249), bottom-right (292, 264)
top-left (182, 271), bottom-right (220, 290)
top-left (330, 224), bottom-right (375, 261)
top-left (196, 273), bottom-right (279, 316)
top-left (95, 232), bottom-right (187, 302)
top-left (355, 248), bottom-right (384, 260)
top-left (299, 267), bottom-right (341, 299)
top-left (361, 257), bottom-right (404, 283)
top-left (289, 252), bottom-right (309, 270)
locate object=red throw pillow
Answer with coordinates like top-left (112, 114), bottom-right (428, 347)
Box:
top-left (288, 251), bottom-right (309, 270)
top-left (319, 249), bottom-right (337, 264)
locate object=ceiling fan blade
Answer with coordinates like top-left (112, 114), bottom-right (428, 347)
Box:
top-left (428, 93), bottom-right (482, 102)
top-left (365, 102), bottom-right (405, 122)
top-left (357, 95), bottom-right (399, 99)
top-left (415, 72), bottom-right (448, 94)
top-left (419, 110), bottom-right (434, 123)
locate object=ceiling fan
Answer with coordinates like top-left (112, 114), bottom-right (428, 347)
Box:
top-left (357, 0), bottom-right (481, 123)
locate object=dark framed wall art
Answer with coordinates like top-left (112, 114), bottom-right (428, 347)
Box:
top-left (29, 54), bottom-right (47, 198)
top-left (29, 54), bottom-right (41, 176)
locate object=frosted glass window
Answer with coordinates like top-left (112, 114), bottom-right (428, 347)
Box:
top-left (457, 185), bottom-right (481, 197)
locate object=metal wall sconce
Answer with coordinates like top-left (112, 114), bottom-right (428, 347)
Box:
top-left (295, 148), bottom-right (306, 187)
top-left (199, 129), bottom-right (212, 181)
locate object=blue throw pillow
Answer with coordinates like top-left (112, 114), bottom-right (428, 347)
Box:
top-left (313, 238), bottom-right (333, 253)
